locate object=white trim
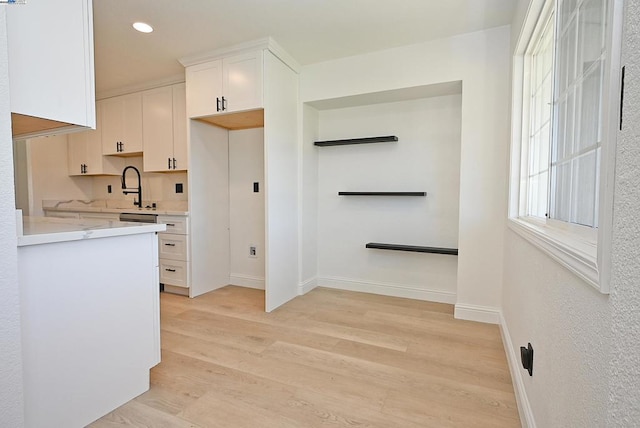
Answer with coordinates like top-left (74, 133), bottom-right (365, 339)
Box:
top-left (596, 0), bottom-right (625, 295)
top-left (508, 217), bottom-right (599, 289)
top-left (229, 273), bottom-right (265, 290)
top-left (266, 38), bottom-right (301, 73)
top-left (318, 276), bottom-right (456, 304)
top-left (453, 304), bottom-right (500, 324)
top-left (499, 312), bottom-right (537, 428)
top-left (179, 37), bottom-right (300, 73)
top-left (180, 38), bottom-right (271, 67)
top-left (13, 124), bottom-right (87, 140)
top-left (298, 277), bottom-right (318, 295)
top-left (507, 0), bottom-right (622, 295)
top-left (96, 73), bottom-right (185, 100)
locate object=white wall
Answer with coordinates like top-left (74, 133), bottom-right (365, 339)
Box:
top-left (229, 128), bottom-right (265, 289)
top-left (299, 104), bottom-right (319, 292)
top-left (24, 137), bottom-right (187, 214)
top-left (608, 0), bottom-right (640, 423)
top-left (188, 120), bottom-right (230, 297)
top-left (0, 6), bottom-right (25, 427)
top-left (501, 1), bottom-right (640, 426)
top-left (301, 26), bottom-right (511, 318)
top-left (316, 95), bottom-right (461, 302)
top-left (92, 156), bottom-right (188, 206)
top-left (27, 134), bottom-right (93, 216)
top-left (502, 232), bottom-right (611, 427)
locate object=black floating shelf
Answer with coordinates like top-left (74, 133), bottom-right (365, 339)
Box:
top-left (339, 192), bottom-right (426, 196)
top-left (314, 135), bottom-right (398, 147)
top-left (366, 242), bottom-right (458, 255)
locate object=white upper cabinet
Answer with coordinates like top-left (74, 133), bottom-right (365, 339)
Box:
top-left (222, 51), bottom-right (264, 113)
top-left (185, 61), bottom-right (223, 119)
top-left (185, 50), bottom-right (263, 118)
top-left (68, 104), bottom-right (123, 176)
top-left (142, 83), bottom-right (188, 172)
top-left (172, 83), bottom-right (188, 171)
top-left (101, 93), bottom-right (144, 155)
top-left (7, 0), bottom-right (96, 139)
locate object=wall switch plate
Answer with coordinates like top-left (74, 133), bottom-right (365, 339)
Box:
top-left (253, 182), bottom-right (259, 193)
top-left (176, 183), bottom-right (183, 193)
top-left (249, 245), bottom-right (257, 258)
top-left (107, 184), bottom-right (112, 193)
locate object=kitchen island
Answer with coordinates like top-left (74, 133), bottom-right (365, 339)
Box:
top-left (18, 216), bottom-right (165, 428)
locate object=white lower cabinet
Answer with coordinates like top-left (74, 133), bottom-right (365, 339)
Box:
top-left (158, 215), bottom-right (190, 290)
top-left (159, 259), bottom-right (189, 288)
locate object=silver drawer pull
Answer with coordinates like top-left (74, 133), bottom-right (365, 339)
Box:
top-left (164, 243), bottom-right (176, 247)
top-left (165, 268), bottom-right (176, 272)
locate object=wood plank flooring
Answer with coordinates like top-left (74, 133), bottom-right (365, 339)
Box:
top-left (89, 286), bottom-right (521, 427)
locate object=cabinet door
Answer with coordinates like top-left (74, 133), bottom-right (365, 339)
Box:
top-left (68, 132), bottom-right (87, 176)
top-left (7, 0), bottom-right (96, 136)
top-left (222, 50), bottom-right (264, 113)
top-left (72, 104), bottom-right (122, 176)
top-left (83, 124), bottom-right (104, 175)
top-left (101, 93), bottom-right (143, 155)
top-left (142, 86), bottom-right (174, 172)
top-left (185, 60), bottom-right (223, 118)
top-left (172, 83), bottom-right (188, 171)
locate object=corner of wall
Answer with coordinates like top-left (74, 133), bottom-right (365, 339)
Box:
top-left (453, 303), bottom-right (501, 324)
top-left (299, 276), bottom-right (318, 295)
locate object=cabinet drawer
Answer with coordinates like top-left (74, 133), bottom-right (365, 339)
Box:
top-left (158, 215), bottom-right (188, 234)
top-left (159, 259), bottom-right (189, 288)
top-left (158, 233), bottom-right (188, 261)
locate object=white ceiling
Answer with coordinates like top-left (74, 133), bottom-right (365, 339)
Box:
top-left (93, 0), bottom-right (517, 95)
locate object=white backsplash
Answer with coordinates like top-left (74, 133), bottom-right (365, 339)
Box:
top-left (92, 156), bottom-right (188, 207)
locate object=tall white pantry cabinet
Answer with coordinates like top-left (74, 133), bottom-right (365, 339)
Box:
top-left (7, 0), bottom-right (96, 138)
top-left (181, 39), bottom-right (300, 312)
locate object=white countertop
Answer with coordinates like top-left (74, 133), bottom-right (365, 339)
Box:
top-left (18, 216), bottom-right (166, 247)
top-left (43, 206), bottom-right (189, 216)
top-left (41, 199), bottom-right (189, 216)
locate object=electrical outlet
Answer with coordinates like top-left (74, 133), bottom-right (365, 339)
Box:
top-left (249, 245), bottom-right (257, 258)
top-left (175, 183), bottom-right (183, 193)
top-left (520, 343), bottom-right (534, 376)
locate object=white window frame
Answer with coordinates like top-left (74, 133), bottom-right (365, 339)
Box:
top-left (508, 0), bottom-right (624, 293)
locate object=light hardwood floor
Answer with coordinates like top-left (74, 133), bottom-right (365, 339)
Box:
top-left (90, 286), bottom-right (521, 427)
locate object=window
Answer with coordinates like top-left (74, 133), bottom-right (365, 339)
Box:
top-left (510, 0), bottom-right (624, 293)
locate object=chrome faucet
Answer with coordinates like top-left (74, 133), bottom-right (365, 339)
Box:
top-left (121, 165), bottom-right (142, 208)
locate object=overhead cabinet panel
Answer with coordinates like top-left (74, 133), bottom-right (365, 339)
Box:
top-left (172, 83), bottom-right (188, 171)
top-left (101, 93), bottom-right (143, 155)
top-left (222, 51), bottom-right (264, 113)
top-left (185, 50), bottom-right (263, 119)
top-left (142, 83), bottom-right (188, 172)
top-left (67, 104), bottom-right (123, 176)
top-left (185, 60), bottom-right (223, 118)
top-left (142, 87), bottom-right (174, 172)
top-left (7, 0), bottom-right (96, 138)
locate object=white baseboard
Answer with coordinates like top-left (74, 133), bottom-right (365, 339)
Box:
top-left (454, 304), bottom-right (501, 324)
top-left (299, 277), bottom-right (318, 295)
top-left (229, 274), bottom-right (265, 290)
top-left (499, 312), bottom-right (536, 428)
top-left (318, 276), bottom-right (456, 304)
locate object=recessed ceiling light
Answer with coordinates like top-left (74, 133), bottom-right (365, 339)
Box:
top-left (133, 22), bottom-right (153, 33)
